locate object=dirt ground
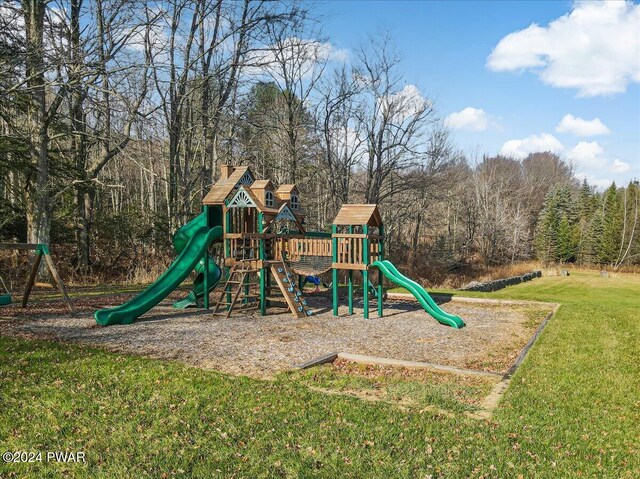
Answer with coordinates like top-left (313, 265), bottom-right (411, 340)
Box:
top-left (0, 288), bottom-right (555, 378)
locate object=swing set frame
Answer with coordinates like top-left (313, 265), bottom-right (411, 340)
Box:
top-left (0, 243), bottom-right (74, 313)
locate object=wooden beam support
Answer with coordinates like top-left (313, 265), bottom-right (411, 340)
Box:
top-left (43, 253), bottom-right (74, 314)
top-left (363, 225), bottom-right (369, 319)
top-left (331, 263), bottom-right (367, 270)
top-left (21, 252), bottom-right (42, 308)
top-left (378, 224), bottom-right (384, 318)
top-left (332, 224), bottom-right (338, 316)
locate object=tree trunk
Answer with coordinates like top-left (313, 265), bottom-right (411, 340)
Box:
top-left (23, 0), bottom-right (50, 245)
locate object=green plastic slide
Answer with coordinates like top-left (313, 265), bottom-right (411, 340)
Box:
top-left (95, 213), bottom-right (222, 326)
top-left (372, 259), bottom-right (465, 329)
top-left (171, 212), bottom-right (223, 309)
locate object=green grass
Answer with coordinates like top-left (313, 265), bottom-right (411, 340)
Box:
top-left (1, 270), bottom-right (639, 477)
top-left (290, 361), bottom-right (498, 414)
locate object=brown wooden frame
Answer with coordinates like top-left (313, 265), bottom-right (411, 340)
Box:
top-left (0, 243), bottom-right (74, 314)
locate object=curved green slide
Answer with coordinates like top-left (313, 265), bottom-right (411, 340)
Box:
top-left (95, 212), bottom-right (222, 326)
top-left (372, 260), bottom-right (465, 329)
top-left (171, 212), bottom-right (223, 309)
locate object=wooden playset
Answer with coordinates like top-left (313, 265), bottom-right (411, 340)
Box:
top-left (95, 164), bottom-right (464, 328)
top-left (200, 165), bottom-right (390, 319)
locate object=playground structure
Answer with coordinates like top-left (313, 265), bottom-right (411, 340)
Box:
top-left (95, 165), bottom-right (464, 329)
top-left (0, 243), bottom-right (74, 313)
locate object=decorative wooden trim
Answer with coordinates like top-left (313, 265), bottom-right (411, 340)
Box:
top-left (227, 187), bottom-right (257, 208)
top-left (275, 204), bottom-right (297, 222)
top-left (238, 171), bottom-right (255, 186)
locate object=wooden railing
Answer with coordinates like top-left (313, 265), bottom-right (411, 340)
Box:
top-left (369, 237), bottom-right (382, 261)
top-left (332, 234), bottom-right (382, 269)
top-left (223, 233), bottom-right (381, 268)
top-left (227, 235), bottom-right (261, 260)
top-left (273, 237), bottom-right (332, 261)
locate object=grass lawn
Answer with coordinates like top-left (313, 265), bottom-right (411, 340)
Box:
top-left (1, 270), bottom-right (639, 478)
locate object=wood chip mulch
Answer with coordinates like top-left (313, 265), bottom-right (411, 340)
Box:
top-left (0, 292), bottom-right (554, 378)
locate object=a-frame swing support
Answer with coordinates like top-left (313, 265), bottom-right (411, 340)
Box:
top-left (0, 243), bottom-right (74, 314)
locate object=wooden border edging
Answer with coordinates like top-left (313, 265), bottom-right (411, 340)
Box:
top-left (294, 352), bottom-right (339, 370)
top-left (337, 353), bottom-right (503, 379)
top-left (473, 302), bottom-right (560, 419)
top-left (504, 303), bottom-right (560, 378)
top-left (291, 299), bottom-right (561, 419)
top-left (293, 352), bottom-right (503, 379)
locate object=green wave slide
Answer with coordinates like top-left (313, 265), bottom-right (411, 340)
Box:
top-left (372, 259), bottom-right (465, 329)
top-left (95, 212), bottom-right (222, 326)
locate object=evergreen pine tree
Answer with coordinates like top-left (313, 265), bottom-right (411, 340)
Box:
top-left (600, 183), bottom-right (621, 265)
top-left (589, 209), bottom-right (606, 264)
top-left (556, 214), bottom-right (578, 262)
top-left (576, 179), bottom-right (596, 263)
top-left (534, 189), bottom-right (560, 263)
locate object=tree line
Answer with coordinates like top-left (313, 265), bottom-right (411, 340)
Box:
top-left (535, 181), bottom-right (638, 269)
top-left (1, 0), bottom-right (638, 283)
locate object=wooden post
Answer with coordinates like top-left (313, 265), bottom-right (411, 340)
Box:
top-left (224, 207), bottom-right (231, 258)
top-left (22, 251), bottom-right (42, 308)
top-left (224, 206), bottom-right (232, 309)
top-left (363, 225), bottom-right (370, 319)
top-left (377, 224), bottom-right (384, 318)
top-left (203, 206), bottom-right (210, 309)
top-left (258, 213), bottom-right (267, 316)
top-left (348, 226), bottom-right (353, 315)
top-left (42, 251), bottom-right (74, 314)
top-left (348, 270), bottom-right (353, 315)
top-left (332, 224), bottom-right (338, 316)
top-left (266, 267), bottom-right (271, 309)
top-left (203, 250), bottom-right (209, 309)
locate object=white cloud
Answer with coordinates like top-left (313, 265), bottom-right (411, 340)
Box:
top-left (555, 114), bottom-right (610, 136)
top-left (244, 38), bottom-right (347, 79)
top-left (611, 159), bottom-right (631, 173)
top-left (379, 84), bottom-right (429, 119)
top-left (499, 133), bottom-right (564, 159)
top-left (567, 141), bottom-right (606, 169)
top-left (566, 142), bottom-right (634, 175)
top-left (445, 107), bottom-right (496, 131)
top-left (487, 1), bottom-right (640, 96)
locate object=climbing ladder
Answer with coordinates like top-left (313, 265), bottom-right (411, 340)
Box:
top-left (268, 258), bottom-right (311, 319)
top-left (212, 262), bottom-right (259, 318)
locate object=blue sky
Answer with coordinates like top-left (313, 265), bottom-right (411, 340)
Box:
top-left (318, 0), bottom-right (640, 189)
